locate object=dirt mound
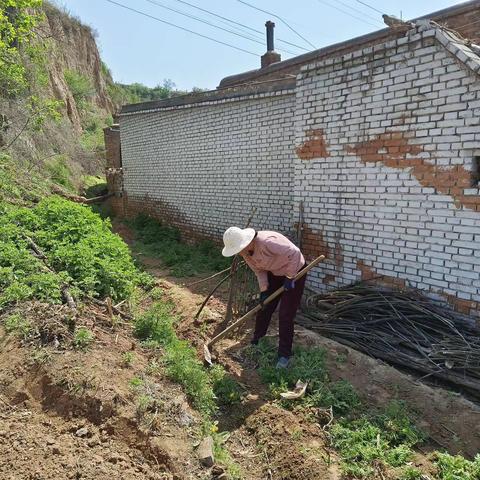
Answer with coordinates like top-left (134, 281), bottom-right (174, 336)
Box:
top-left (246, 403), bottom-right (340, 480)
top-left (0, 318), bottom-right (203, 480)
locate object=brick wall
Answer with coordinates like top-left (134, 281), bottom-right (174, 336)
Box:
top-left (117, 21), bottom-right (480, 320)
top-left (119, 89), bottom-right (296, 243)
top-left (294, 24), bottom-right (480, 318)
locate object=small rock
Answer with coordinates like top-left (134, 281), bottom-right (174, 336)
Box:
top-left (46, 437), bottom-right (56, 446)
top-left (197, 436), bottom-right (214, 467)
top-left (75, 427), bottom-right (89, 438)
top-left (0, 430), bottom-right (8, 437)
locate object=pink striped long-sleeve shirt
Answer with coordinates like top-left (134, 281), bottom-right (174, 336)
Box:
top-left (240, 231), bottom-right (305, 291)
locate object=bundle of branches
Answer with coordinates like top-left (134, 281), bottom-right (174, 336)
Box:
top-left (300, 283), bottom-right (480, 396)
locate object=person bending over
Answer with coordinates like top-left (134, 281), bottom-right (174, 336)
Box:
top-left (222, 227), bottom-right (306, 369)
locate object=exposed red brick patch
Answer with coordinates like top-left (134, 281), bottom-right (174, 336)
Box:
top-left (296, 129), bottom-right (329, 160)
top-left (440, 292), bottom-right (479, 318)
top-left (357, 260), bottom-right (406, 288)
top-left (334, 240), bottom-right (344, 270)
top-left (322, 274), bottom-right (336, 285)
top-left (356, 261), bottom-right (479, 320)
top-left (302, 225), bottom-right (330, 261)
top-left (347, 132), bottom-right (480, 211)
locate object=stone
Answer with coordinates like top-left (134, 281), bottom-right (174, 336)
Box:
top-left (75, 427), bottom-right (89, 438)
top-left (197, 436), bottom-right (214, 468)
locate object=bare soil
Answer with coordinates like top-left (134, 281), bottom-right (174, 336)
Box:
top-left (1, 222), bottom-right (478, 480)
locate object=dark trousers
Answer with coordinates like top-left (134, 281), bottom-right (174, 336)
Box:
top-left (253, 269), bottom-right (307, 358)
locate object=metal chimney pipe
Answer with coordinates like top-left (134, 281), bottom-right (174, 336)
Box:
top-left (266, 21), bottom-right (275, 52)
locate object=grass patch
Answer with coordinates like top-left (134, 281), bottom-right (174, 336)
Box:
top-left (82, 175), bottom-right (107, 198)
top-left (4, 313), bottom-right (32, 338)
top-left (133, 301), bottom-right (217, 414)
top-left (45, 155), bottom-right (75, 192)
top-left (0, 152), bottom-right (51, 204)
top-left (128, 214), bottom-right (230, 276)
top-left (0, 196), bottom-right (151, 308)
top-left (434, 452), bottom-right (480, 480)
top-left (133, 298), bottom-right (242, 477)
top-left (247, 338), bottom-right (360, 415)
top-left (330, 402), bottom-right (424, 478)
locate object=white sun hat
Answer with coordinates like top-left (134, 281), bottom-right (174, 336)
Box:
top-left (222, 227), bottom-right (256, 257)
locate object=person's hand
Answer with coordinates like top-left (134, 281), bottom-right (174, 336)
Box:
top-left (283, 278), bottom-right (295, 290)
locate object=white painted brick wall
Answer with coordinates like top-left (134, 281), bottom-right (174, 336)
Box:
top-left (120, 92), bottom-right (296, 238)
top-left (295, 28), bottom-right (480, 315)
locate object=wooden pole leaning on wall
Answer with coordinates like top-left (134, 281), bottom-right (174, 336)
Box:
top-left (223, 207), bottom-right (257, 328)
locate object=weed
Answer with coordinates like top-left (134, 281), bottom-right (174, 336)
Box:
top-left (128, 214), bottom-right (230, 276)
top-left (134, 301), bottom-right (177, 346)
top-left (150, 286), bottom-right (164, 301)
top-left (330, 402), bottom-right (423, 478)
top-left (73, 327), bottom-right (94, 350)
top-left (122, 351), bottom-right (135, 367)
top-left (129, 376), bottom-right (144, 389)
top-left (29, 348), bottom-right (52, 365)
top-left (4, 313), bottom-right (32, 338)
top-left (136, 394), bottom-right (155, 415)
top-left (145, 359), bottom-right (161, 376)
top-left (434, 452), bottom-right (480, 480)
top-left (335, 353), bottom-right (347, 364)
top-left (398, 466), bottom-right (424, 480)
top-left (210, 365), bottom-right (243, 406)
top-left (164, 338), bottom-right (216, 415)
top-left (292, 429), bottom-right (304, 441)
top-left (247, 338), bottom-right (360, 415)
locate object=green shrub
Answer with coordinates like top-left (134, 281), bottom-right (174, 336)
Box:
top-left (128, 214), bottom-right (230, 276)
top-left (64, 69), bottom-right (94, 105)
top-left (4, 313), bottom-right (32, 338)
top-left (434, 452), bottom-right (480, 480)
top-left (45, 156), bottom-right (74, 191)
top-left (73, 327), bottom-right (94, 350)
top-left (0, 196), bottom-right (149, 308)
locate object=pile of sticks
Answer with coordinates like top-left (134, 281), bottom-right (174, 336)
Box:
top-left (300, 283), bottom-right (480, 396)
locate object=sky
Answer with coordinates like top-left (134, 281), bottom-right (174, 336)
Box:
top-left (55, 0), bottom-right (467, 91)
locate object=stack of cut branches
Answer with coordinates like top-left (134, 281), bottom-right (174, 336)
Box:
top-left (300, 283), bottom-right (480, 396)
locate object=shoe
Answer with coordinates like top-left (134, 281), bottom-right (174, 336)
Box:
top-left (250, 338), bottom-right (259, 346)
top-left (276, 356), bottom-right (290, 369)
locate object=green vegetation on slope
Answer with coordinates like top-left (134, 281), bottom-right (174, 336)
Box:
top-left (0, 196), bottom-right (150, 307)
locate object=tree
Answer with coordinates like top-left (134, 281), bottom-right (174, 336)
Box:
top-left (0, 0), bottom-right (43, 97)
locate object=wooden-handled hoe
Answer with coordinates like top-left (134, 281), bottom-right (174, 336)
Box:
top-left (203, 255), bottom-right (325, 364)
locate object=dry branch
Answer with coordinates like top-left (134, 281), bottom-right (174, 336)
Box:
top-left (24, 235), bottom-right (77, 310)
top-left (301, 283), bottom-right (480, 396)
